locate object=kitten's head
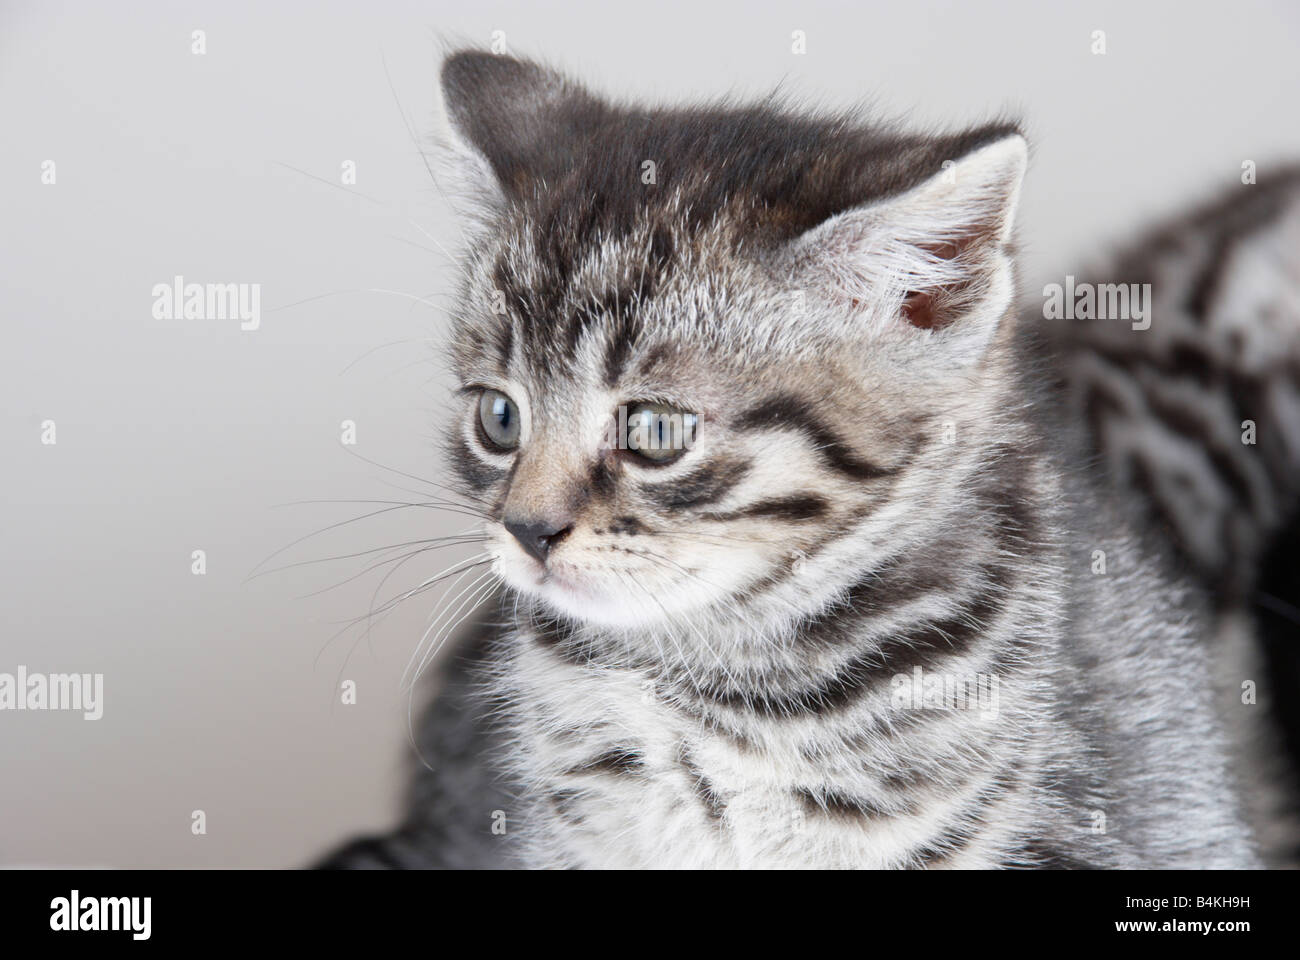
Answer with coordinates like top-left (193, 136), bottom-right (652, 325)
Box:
top-left (437, 52), bottom-right (1027, 633)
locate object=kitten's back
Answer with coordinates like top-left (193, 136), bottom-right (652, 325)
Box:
top-left (1043, 171), bottom-right (1300, 865)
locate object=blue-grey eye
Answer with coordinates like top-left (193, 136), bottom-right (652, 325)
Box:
top-left (478, 389), bottom-right (521, 450)
top-left (625, 403), bottom-right (697, 462)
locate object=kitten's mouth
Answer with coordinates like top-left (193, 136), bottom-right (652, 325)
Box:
top-left (498, 547), bottom-right (583, 593)
top-left (508, 551), bottom-right (625, 607)
top-left (536, 560), bottom-right (596, 597)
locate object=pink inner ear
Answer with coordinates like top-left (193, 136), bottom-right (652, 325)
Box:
top-left (899, 234), bottom-right (984, 331)
top-left (902, 289), bottom-right (939, 329)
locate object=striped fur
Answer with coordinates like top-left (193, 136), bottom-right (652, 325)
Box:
top-left (320, 53), bottom-right (1267, 869)
top-left (1051, 171), bottom-right (1300, 603)
top-left (1046, 171), bottom-right (1300, 865)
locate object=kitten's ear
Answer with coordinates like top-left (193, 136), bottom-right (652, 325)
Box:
top-left (785, 132), bottom-right (1028, 361)
top-left (436, 51), bottom-right (604, 226)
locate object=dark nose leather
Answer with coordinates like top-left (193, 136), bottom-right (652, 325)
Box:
top-left (505, 519), bottom-right (573, 564)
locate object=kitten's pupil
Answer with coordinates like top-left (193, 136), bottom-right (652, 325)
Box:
top-left (478, 389), bottom-right (520, 449)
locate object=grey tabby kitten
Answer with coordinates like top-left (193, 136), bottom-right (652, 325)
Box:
top-left (321, 52), bottom-right (1268, 868)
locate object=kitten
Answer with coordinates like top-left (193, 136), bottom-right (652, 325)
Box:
top-left (321, 52), bottom-right (1264, 868)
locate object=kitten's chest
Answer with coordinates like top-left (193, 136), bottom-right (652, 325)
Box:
top-left (504, 639), bottom-right (1015, 868)
top-left (507, 648), bottom-right (752, 867)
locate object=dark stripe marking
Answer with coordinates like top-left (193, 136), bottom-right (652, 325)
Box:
top-left (793, 787), bottom-right (894, 821)
top-left (700, 562), bottom-right (1012, 717)
top-left (678, 746), bottom-right (726, 822)
top-left (735, 395), bottom-right (901, 480)
top-left (495, 320), bottom-right (514, 372)
top-left (449, 433), bottom-right (507, 492)
top-left (642, 459), bottom-right (751, 510)
top-left (911, 768), bottom-right (1020, 868)
top-left (570, 748), bottom-right (645, 776)
top-left (704, 494), bottom-right (829, 523)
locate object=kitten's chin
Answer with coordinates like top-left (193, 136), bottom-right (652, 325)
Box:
top-left (536, 583), bottom-right (662, 629)
top-left (494, 554), bottom-right (722, 630)
top-left (497, 563), bottom-right (659, 628)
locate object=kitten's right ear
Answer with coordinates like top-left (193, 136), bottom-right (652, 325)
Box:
top-left (436, 51), bottom-right (604, 226)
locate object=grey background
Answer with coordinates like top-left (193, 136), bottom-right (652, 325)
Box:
top-left (2, 0), bottom-right (1298, 867)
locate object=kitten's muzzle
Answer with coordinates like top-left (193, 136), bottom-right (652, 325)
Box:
top-left (505, 518), bottom-right (573, 565)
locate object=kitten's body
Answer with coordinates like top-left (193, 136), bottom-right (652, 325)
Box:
top-left (1048, 172), bottom-right (1300, 866)
top-left (320, 53), bottom-right (1287, 869)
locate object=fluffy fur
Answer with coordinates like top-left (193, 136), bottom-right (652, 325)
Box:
top-left (319, 52), bottom-right (1273, 869)
top-left (1047, 172), bottom-right (1300, 866)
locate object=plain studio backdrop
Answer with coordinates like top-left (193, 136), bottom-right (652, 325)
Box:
top-left (2, 0), bottom-right (1298, 867)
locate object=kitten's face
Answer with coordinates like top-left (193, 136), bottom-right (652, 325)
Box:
top-left (452, 218), bottom-right (933, 630)
top-left (437, 52), bottom-right (1026, 633)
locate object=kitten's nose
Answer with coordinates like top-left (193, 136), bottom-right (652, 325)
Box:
top-left (504, 518), bottom-right (573, 564)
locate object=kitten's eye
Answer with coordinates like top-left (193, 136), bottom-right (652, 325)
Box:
top-left (625, 403), bottom-right (698, 463)
top-left (478, 389), bottom-right (521, 450)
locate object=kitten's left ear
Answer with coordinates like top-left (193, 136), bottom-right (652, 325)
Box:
top-left (784, 132), bottom-right (1028, 361)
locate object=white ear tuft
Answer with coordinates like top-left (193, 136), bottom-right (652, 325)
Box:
top-left (784, 133), bottom-right (1028, 353)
